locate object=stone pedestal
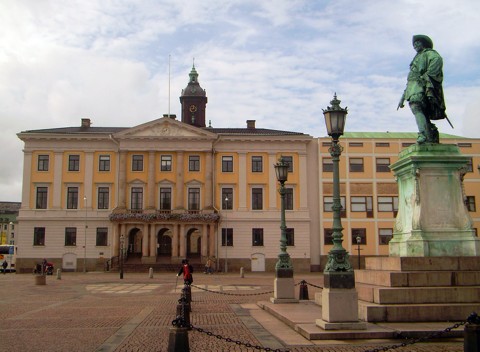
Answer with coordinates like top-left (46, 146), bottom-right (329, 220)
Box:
top-left (316, 287), bottom-right (366, 330)
top-left (316, 271), bottom-right (366, 330)
top-left (270, 269), bottom-right (298, 304)
top-left (389, 143), bottom-right (480, 257)
top-left (270, 278), bottom-right (298, 303)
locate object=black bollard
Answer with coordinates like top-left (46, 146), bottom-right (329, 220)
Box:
top-left (465, 312), bottom-right (480, 352)
top-left (176, 298), bottom-right (191, 326)
top-left (167, 325), bottom-right (190, 352)
top-left (299, 280), bottom-right (309, 300)
top-left (184, 285), bottom-right (192, 304)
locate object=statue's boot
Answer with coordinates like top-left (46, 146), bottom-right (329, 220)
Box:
top-left (427, 124), bottom-right (439, 143)
top-left (417, 132), bottom-right (427, 144)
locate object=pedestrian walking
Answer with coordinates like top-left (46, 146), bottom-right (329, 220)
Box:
top-left (177, 259), bottom-right (193, 285)
top-left (2, 260), bottom-right (7, 274)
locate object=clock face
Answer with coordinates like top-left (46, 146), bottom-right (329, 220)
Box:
top-left (189, 104), bottom-right (197, 113)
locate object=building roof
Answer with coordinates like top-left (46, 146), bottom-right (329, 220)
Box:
top-left (21, 126), bottom-right (128, 134)
top-left (338, 132), bottom-right (467, 139)
top-left (21, 125), bottom-right (305, 136)
top-left (204, 127), bottom-right (305, 136)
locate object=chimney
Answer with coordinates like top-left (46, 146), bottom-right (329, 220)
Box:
top-left (247, 120), bottom-right (256, 129)
top-left (81, 118), bottom-right (91, 128)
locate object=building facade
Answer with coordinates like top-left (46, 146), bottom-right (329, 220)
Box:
top-left (15, 67), bottom-right (480, 273)
top-left (16, 66), bottom-right (319, 272)
top-left (318, 132), bottom-right (480, 267)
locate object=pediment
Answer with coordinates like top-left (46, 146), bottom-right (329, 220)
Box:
top-left (128, 178), bottom-right (145, 185)
top-left (114, 117), bottom-right (216, 139)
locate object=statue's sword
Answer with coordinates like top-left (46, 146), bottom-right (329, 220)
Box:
top-left (445, 116), bottom-right (454, 129)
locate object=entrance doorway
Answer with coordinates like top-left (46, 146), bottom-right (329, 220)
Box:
top-left (157, 228), bottom-right (172, 256)
top-left (187, 228), bottom-right (201, 259)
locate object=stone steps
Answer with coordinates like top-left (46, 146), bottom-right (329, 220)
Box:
top-left (358, 300), bottom-right (480, 322)
top-left (355, 256), bottom-right (480, 322)
top-left (357, 284), bottom-right (480, 304)
top-left (355, 269), bottom-right (480, 287)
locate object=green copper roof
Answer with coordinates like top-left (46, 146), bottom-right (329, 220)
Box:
top-left (340, 132), bottom-right (467, 139)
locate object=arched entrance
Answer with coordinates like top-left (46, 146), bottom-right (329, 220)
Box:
top-left (157, 228), bottom-right (172, 256)
top-left (127, 228), bottom-right (142, 260)
top-left (187, 227), bottom-right (201, 259)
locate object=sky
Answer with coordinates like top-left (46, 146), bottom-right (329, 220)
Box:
top-left (1, 0), bottom-right (480, 202)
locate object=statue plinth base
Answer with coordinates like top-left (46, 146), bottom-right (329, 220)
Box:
top-left (389, 144), bottom-right (480, 257)
top-left (271, 268), bottom-right (298, 303)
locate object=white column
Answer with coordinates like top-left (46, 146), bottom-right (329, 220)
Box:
top-left (179, 224), bottom-right (186, 258)
top-left (299, 152), bottom-right (308, 210)
top-left (176, 152), bottom-right (184, 208)
top-left (268, 153), bottom-right (277, 210)
top-left (201, 223), bottom-right (208, 257)
top-left (21, 152), bottom-right (32, 209)
top-left (142, 223), bottom-right (149, 256)
top-left (205, 152), bottom-right (213, 208)
top-left (150, 224), bottom-right (157, 257)
top-left (118, 151), bottom-right (127, 208)
top-left (208, 224), bottom-right (215, 257)
top-left (113, 224), bottom-right (119, 256)
top-left (52, 152), bottom-right (63, 209)
top-left (172, 224), bottom-right (179, 257)
top-left (238, 152), bottom-right (247, 210)
top-left (147, 151), bottom-right (155, 209)
top-left (84, 152), bottom-right (94, 205)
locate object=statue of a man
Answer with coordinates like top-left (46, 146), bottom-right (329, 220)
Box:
top-left (398, 35), bottom-right (448, 144)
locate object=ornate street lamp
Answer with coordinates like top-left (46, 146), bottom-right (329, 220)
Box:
top-left (317, 95), bottom-right (365, 330)
top-left (274, 157), bottom-right (293, 273)
top-left (120, 234), bottom-right (125, 279)
top-left (323, 93), bottom-right (353, 277)
top-left (356, 236), bottom-right (362, 269)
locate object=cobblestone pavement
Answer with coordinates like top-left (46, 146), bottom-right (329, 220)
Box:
top-left (0, 272), bottom-right (464, 351)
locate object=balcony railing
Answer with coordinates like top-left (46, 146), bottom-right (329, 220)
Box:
top-left (109, 207), bottom-right (219, 223)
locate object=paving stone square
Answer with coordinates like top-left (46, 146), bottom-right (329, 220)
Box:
top-left (0, 272), bottom-right (464, 351)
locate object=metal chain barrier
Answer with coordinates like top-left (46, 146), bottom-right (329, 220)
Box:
top-left (190, 281), bottom-right (303, 297)
top-left (173, 281), bottom-right (477, 352)
top-left (362, 319), bottom-right (467, 352)
top-left (190, 283), bottom-right (274, 296)
top-left (189, 322), bottom-right (289, 352)
top-left (303, 280), bottom-right (323, 289)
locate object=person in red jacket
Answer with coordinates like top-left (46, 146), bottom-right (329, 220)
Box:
top-left (177, 259), bottom-right (193, 285)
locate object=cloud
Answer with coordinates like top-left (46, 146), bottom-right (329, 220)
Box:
top-left (1, 0), bottom-right (480, 201)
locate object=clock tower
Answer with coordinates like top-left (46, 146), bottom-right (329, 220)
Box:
top-left (180, 64), bottom-right (208, 127)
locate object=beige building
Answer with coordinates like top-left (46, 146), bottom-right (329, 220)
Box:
top-left (16, 66), bottom-right (318, 272)
top-left (15, 67), bottom-right (480, 273)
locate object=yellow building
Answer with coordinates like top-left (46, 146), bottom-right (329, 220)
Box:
top-left (15, 66), bottom-right (480, 273)
top-left (16, 66), bottom-right (318, 272)
top-left (318, 132), bottom-right (480, 268)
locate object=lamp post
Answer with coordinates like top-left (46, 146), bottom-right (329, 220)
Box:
top-left (120, 234), bottom-right (125, 279)
top-left (274, 157), bottom-right (293, 273)
top-left (84, 196), bottom-right (87, 273)
top-left (317, 94), bottom-right (365, 330)
top-left (224, 196), bottom-right (228, 273)
top-left (270, 156), bottom-right (296, 303)
top-left (356, 236), bottom-right (362, 269)
top-left (323, 93), bottom-right (353, 276)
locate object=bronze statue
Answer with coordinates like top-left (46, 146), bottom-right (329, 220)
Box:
top-left (398, 35), bottom-right (451, 144)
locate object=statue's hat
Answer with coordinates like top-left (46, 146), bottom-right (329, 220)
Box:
top-left (412, 35), bottom-right (433, 49)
